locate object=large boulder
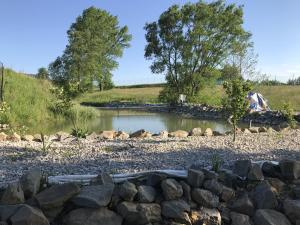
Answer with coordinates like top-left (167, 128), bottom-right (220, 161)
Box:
top-left (262, 162), bottom-right (281, 178)
top-left (168, 130), bottom-right (189, 138)
top-left (180, 181), bottom-right (192, 203)
top-left (203, 179), bottom-right (223, 196)
top-left (137, 185), bottom-right (156, 203)
top-left (229, 193), bottom-right (255, 216)
top-left (203, 128), bottom-right (213, 137)
top-left (0, 205), bottom-right (22, 222)
top-left (279, 159), bottom-right (300, 180)
top-left (233, 160), bottom-right (252, 178)
top-left (161, 200), bottom-right (191, 225)
top-left (190, 208), bottom-right (221, 225)
top-left (187, 169), bottom-right (205, 188)
top-left (72, 183), bottom-right (115, 208)
top-left (1, 182), bottom-right (24, 204)
top-left (189, 128), bottom-right (202, 136)
top-left (230, 212), bottom-right (252, 225)
top-left (253, 181), bottom-right (278, 209)
top-left (9, 205), bottom-right (49, 225)
top-left (283, 199), bottom-right (300, 224)
top-left (248, 164), bottom-right (264, 181)
top-left (220, 186), bottom-right (235, 202)
top-left (118, 181), bottom-right (138, 202)
top-left (161, 179), bottom-right (183, 200)
top-left (20, 168), bottom-right (42, 199)
top-left (63, 207), bottom-right (122, 225)
top-left (191, 189), bottom-right (219, 208)
top-left (99, 130), bottom-right (116, 139)
top-left (254, 209), bottom-right (291, 225)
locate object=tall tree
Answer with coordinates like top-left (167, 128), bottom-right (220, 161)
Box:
top-left (49, 7), bottom-right (131, 93)
top-left (145, 0), bottom-right (250, 102)
top-left (36, 67), bottom-right (49, 79)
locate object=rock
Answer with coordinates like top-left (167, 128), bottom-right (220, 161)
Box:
top-left (85, 132), bottom-right (99, 140)
top-left (233, 160), bottom-right (252, 178)
top-left (191, 189), bottom-right (219, 208)
top-left (33, 134), bottom-right (43, 142)
top-left (137, 185), bottom-right (156, 203)
top-left (9, 205), bottom-right (49, 225)
top-left (158, 130), bottom-right (168, 138)
top-left (21, 135), bottom-right (34, 142)
top-left (283, 199), bottom-right (300, 224)
top-left (119, 181), bottom-right (138, 201)
top-left (267, 127), bottom-right (276, 133)
top-left (221, 186), bottom-right (235, 202)
top-left (248, 164), bottom-right (264, 181)
top-left (253, 181), bottom-right (278, 209)
top-left (92, 173), bottom-right (113, 185)
top-left (130, 129), bottom-right (148, 138)
top-left (117, 202), bottom-right (161, 225)
top-left (20, 168), bottom-right (42, 199)
top-left (1, 182), bottom-right (24, 204)
top-left (213, 130), bottom-right (224, 136)
top-left (180, 181), bottom-right (191, 203)
top-left (254, 209), bottom-right (291, 225)
top-left (0, 132), bottom-right (7, 141)
top-left (262, 162), bottom-right (281, 178)
top-left (161, 200), bottom-right (191, 225)
top-left (35, 183), bottom-right (80, 209)
top-left (72, 183), bottom-right (114, 208)
top-left (293, 186), bottom-right (300, 198)
top-left (187, 169), bottom-right (205, 188)
top-left (200, 168), bottom-right (218, 180)
top-left (161, 179), bottom-right (183, 200)
top-left (190, 128), bottom-right (202, 136)
top-left (249, 127), bottom-right (260, 133)
top-left (147, 173), bottom-right (168, 186)
top-left (218, 204), bottom-right (231, 224)
top-left (259, 127), bottom-right (268, 132)
top-left (64, 207), bottom-right (122, 225)
top-left (266, 178), bottom-right (286, 194)
top-left (203, 128), bottom-right (213, 137)
top-left (7, 133), bottom-right (21, 142)
top-left (230, 212), bottom-right (252, 225)
top-left (229, 193), bottom-right (255, 216)
top-left (279, 159), bottom-right (300, 180)
top-left (190, 208), bottom-right (221, 225)
top-left (203, 179), bottom-right (223, 196)
top-left (0, 205), bottom-right (22, 221)
top-left (243, 128), bottom-right (252, 134)
top-left (99, 130), bottom-right (116, 139)
top-left (55, 131), bottom-right (70, 141)
top-left (116, 131), bottom-right (129, 140)
top-left (168, 130), bottom-right (189, 138)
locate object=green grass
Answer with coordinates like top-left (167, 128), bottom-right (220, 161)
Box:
top-left (78, 85), bottom-right (300, 111)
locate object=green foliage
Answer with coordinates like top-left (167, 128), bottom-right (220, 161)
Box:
top-left (49, 6), bottom-right (131, 94)
top-left (40, 133), bottom-right (53, 153)
top-left (223, 79), bottom-right (252, 141)
top-left (280, 103), bottom-right (297, 129)
top-left (211, 153), bottom-right (223, 172)
top-left (36, 67), bottom-right (49, 79)
top-left (220, 64), bottom-right (242, 81)
top-left (49, 86), bottom-right (73, 116)
top-left (287, 76), bottom-right (300, 85)
top-left (145, 0), bottom-right (250, 101)
top-left (0, 102), bottom-right (10, 124)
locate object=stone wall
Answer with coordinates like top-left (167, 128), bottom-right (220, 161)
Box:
top-left (0, 159), bottom-right (299, 225)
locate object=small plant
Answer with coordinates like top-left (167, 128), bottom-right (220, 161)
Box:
top-left (211, 153), bottom-right (223, 172)
top-left (71, 127), bottom-right (88, 138)
top-left (0, 101), bottom-right (10, 125)
top-left (281, 102), bottom-right (297, 129)
top-left (69, 107), bottom-right (90, 138)
top-left (40, 133), bottom-right (53, 153)
top-left (49, 87), bottom-right (73, 116)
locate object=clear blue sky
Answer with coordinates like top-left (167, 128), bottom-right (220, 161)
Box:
top-left (0, 0), bottom-right (299, 84)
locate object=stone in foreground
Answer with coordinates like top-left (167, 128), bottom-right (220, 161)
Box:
top-left (283, 199), bottom-right (300, 224)
top-left (9, 205), bottom-right (49, 225)
top-left (190, 208), bottom-right (221, 225)
top-left (161, 179), bottom-right (183, 200)
top-left (254, 209), bottom-right (291, 225)
top-left (191, 188), bottom-right (219, 208)
top-left (161, 200), bottom-right (191, 225)
top-left (187, 169), bottom-right (205, 188)
top-left (20, 168), bottom-right (42, 199)
top-left (118, 181), bottom-right (138, 201)
top-left (1, 182), bottom-right (24, 205)
top-left (230, 212), bottom-right (252, 225)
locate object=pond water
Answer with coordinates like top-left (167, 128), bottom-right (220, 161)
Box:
top-left (44, 108), bottom-right (234, 134)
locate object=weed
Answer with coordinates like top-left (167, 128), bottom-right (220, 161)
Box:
top-left (211, 153), bottom-right (223, 172)
top-left (280, 103), bottom-right (297, 129)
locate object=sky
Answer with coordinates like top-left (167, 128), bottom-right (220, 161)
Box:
top-left (0, 0), bottom-right (299, 84)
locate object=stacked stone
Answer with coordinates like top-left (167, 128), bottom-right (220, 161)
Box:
top-left (0, 159), bottom-right (299, 225)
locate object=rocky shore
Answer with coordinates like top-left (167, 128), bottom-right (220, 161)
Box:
top-left (0, 128), bottom-right (299, 186)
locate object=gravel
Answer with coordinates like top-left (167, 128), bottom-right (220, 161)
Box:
top-left (0, 129), bottom-right (299, 185)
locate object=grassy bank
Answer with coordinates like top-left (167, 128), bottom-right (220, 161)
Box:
top-left (77, 85), bottom-right (300, 111)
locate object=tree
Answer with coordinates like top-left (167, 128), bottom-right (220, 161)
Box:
top-left (220, 64), bottom-right (242, 81)
top-left (145, 0), bottom-right (250, 102)
top-left (223, 79), bottom-right (252, 142)
top-left (49, 7), bottom-right (131, 94)
top-left (37, 67), bottom-right (49, 79)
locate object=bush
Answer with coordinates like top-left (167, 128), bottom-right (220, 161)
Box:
top-left (0, 102), bottom-right (10, 124)
top-left (281, 103), bottom-right (297, 128)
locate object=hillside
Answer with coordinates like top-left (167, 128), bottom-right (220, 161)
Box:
top-left (3, 69), bottom-right (55, 130)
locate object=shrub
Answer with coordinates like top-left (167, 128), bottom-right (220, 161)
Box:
top-left (281, 103), bottom-right (297, 128)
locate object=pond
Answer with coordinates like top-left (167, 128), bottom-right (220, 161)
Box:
top-left (40, 108), bottom-right (234, 134)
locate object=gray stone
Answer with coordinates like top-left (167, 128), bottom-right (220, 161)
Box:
top-left (1, 182), bottom-right (24, 205)
top-left (266, 178), bottom-right (286, 194)
top-left (201, 169), bottom-right (218, 180)
top-left (147, 173), bottom-right (168, 186)
top-left (254, 209), bottom-right (291, 225)
top-left (137, 203), bottom-right (162, 224)
top-left (10, 205), bottom-right (49, 225)
top-left (137, 185), bottom-right (156, 203)
top-left (161, 200), bottom-right (191, 225)
top-left (180, 181), bottom-right (191, 203)
top-left (254, 181), bottom-right (278, 209)
top-left (248, 164), bottom-right (264, 181)
top-left (283, 199), bottom-right (300, 224)
top-left (190, 208), bottom-right (221, 225)
top-left (233, 160), bottom-right (252, 178)
top-left (221, 186), bottom-right (235, 202)
top-left (191, 188), bottom-right (219, 208)
top-left (64, 207), bottom-right (122, 225)
top-left (230, 212), bottom-right (252, 225)
top-left (190, 128), bottom-right (202, 136)
top-left (92, 173), bottom-right (113, 185)
top-left (203, 179), bottom-right (223, 196)
top-left (117, 201), bottom-right (140, 224)
top-left (119, 181), bottom-right (138, 201)
top-left (229, 193), bottom-right (255, 216)
top-left (130, 129), bottom-right (147, 138)
top-left (20, 168), bottom-right (42, 199)
top-left (279, 159), bottom-right (300, 180)
top-left (161, 179), bottom-right (183, 200)
top-left (187, 169), bottom-right (205, 187)
top-left (72, 183), bottom-right (114, 208)
top-left (262, 162), bottom-right (281, 178)
top-left (0, 205), bottom-right (22, 221)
